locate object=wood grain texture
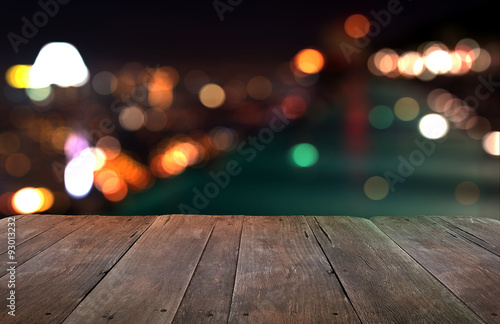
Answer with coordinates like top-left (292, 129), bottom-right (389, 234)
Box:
top-left (309, 216), bottom-right (484, 324)
top-left (0, 214), bottom-right (72, 253)
top-left (0, 215), bottom-right (155, 324)
top-left (63, 215), bottom-right (216, 324)
top-left (172, 216), bottom-right (243, 324)
top-left (0, 215), bottom-right (94, 277)
top-left (372, 216), bottom-right (500, 324)
top-left (228, 216), bottom-right (360, 324)
top-left (435, 216), bottom-right (500, 257)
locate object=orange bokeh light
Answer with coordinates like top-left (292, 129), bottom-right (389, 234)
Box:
top-left (294, 49), bottom-right (325, 74)
top-left (344, 14), bottom-right (370, 38)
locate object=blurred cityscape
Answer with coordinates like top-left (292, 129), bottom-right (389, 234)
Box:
top-left (0, 0), bottom-right (498, 219)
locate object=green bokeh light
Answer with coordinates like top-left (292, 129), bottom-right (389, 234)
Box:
top-left (369, 105), bottom-right (394, 129)
top-left (290, 143), bottom-right (319, 167)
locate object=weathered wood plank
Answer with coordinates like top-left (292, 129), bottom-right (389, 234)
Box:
top-left (0, 214), bottom-right (42, 251)
top-left (0, 215), bottom-right (89, 254)
top-left (228, 216), bottom-right (360, 324)
top-left (0, 215), bottom-right (155, 324)
top-left (0, 215), bottom-right (94, 277)
top-left (172, 216), bottom-right (243, 324)
top-left (63, 215), bottom-right (216, 324)
top-left (434, 216), bottom-right (500, 257)
top-left (309, 216), bottom-right (484, 324)
top-left (372, 216), bottom-right (500, 324)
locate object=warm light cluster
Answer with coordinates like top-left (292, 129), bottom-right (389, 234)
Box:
top-left (95, 153), bottom-right (151, 202)
top-left (368, 39), bottom-right (491, 79)
top-left (150, 138), bottom-right (206, 178)
top-left (427, 88), bottom-right (498, 156)
top-left (10, 187), bottom-right (54, 214)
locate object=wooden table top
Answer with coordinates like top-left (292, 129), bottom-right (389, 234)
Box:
top-left (1, 215), bottom-right (499, 324)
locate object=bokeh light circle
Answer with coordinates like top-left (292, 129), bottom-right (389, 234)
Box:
top-left (344, 14), bottom-right (370, 38)
top-left (482, 131), bottom-right (500, 156)
top-left (199, 83), bottom-right (226, 108)
top-left (364, 176), bottom-right (389, 200)
top-left (290, 143), bottom-right (319, 168)
top-left (394, 97), bottom-right (419, 121)
top-left (12, 187), bottom-right (43, 214)
top-left (418, 114), bottom-right (449, 139)
top-left (294, 49), bottom-right (325, 74)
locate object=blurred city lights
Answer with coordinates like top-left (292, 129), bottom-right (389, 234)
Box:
top-left (199, 83), bottom-right (226, 108)
top-left (398, 51), bottom-right (424, 77)
top-left (29, 42), bottom-right (89, 88)
top-left (369, 105), bottom-right (394, 129)
top-left (369, 39), bottom-right (491, 79)
top-left (96, 136), bottom-right (121, 160)
top-left (119, 106), bottom-right (145, 131)
top-left (293, 49), bottom-right (325, 74)
top-left (394, 97), bottom-right (419, 121)
top-left (482, 131), bottom-right (500, 156)
top-left (290, 143), bottom-right (319, 168)
top-left (11, 187), bottom-right (45, 214)
top-left (455, 181), bottom-right (480, 205)
top-left (5, 65), bottom-right (31, 88)
top-left (364, 176), bottom-right (389, 200)
top-left (26, 86), bottom-right (52, 102)
top-left (344, 14), bottom-right (369, 38)
top-left (425, 49), bottom-right (452, 74)
top-left (64, 154), bottom-right (95, 198)
top-left (419, 114), bottom-right (449, 139)
top-left (64, 133), bottom-right (89, 160)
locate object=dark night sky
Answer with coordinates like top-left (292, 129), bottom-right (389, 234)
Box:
top-left (1, 0), bottom-right (496, 72)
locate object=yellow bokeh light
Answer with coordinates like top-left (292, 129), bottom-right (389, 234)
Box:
top-left (294, 49), bottom-right (325, 74)
top-left (394, 97), bottom-right (419, 121)
top-left (199, 83), bottom-right (226, 108)
top-left (5, 65), bottom-right (32, 88)
top-left (12, 187), bottom-right (44, 214)
top-left (364, 176), bottom-right (389, 200)
top-left (37, 188), bottom-right (54, 212)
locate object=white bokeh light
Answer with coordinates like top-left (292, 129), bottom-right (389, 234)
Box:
top-left (64, 154), bottom-right (94, 198)
top-left (419, 114), bottom-right (449, 139)
top-left (29, 42), bottom-right (89, 88)
top-left (482, 131), bottom-right (500, 156)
